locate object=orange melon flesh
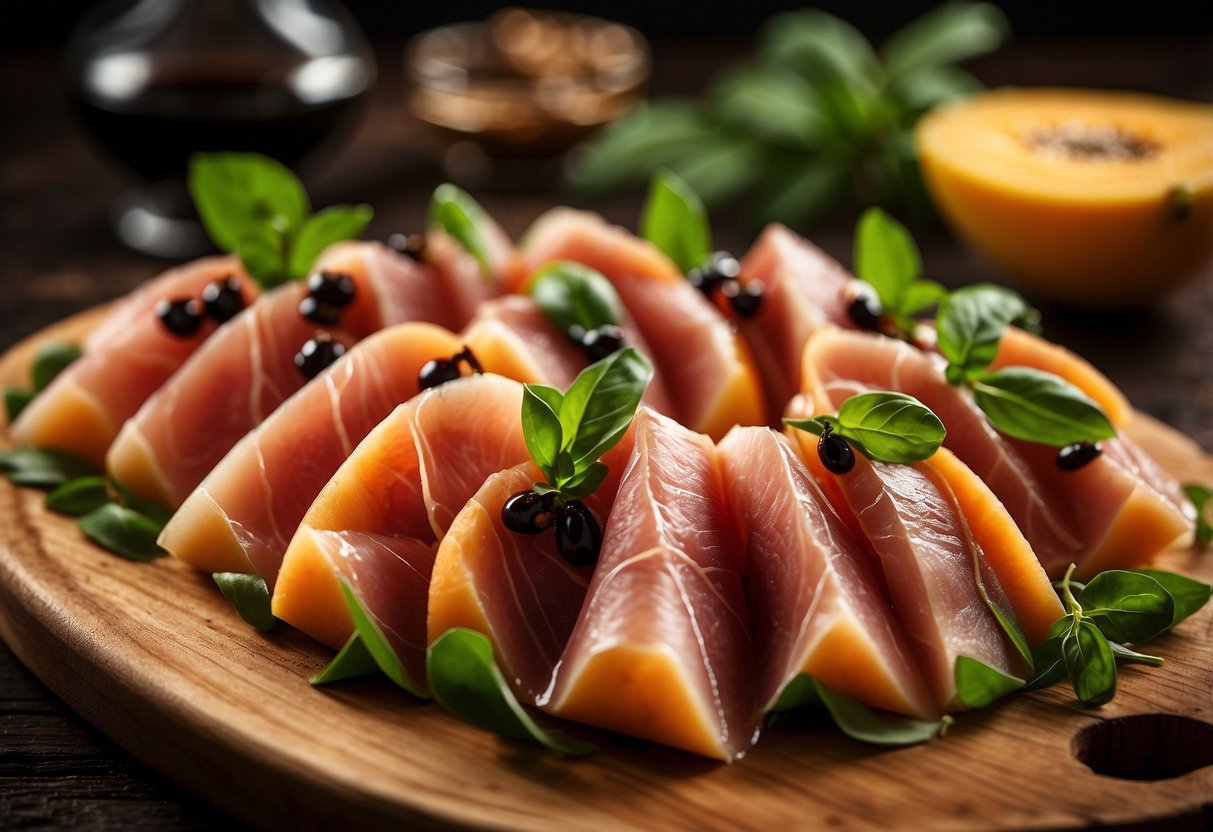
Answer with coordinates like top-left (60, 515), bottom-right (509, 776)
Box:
top-left (916, 88), bottom-right (1213, 305)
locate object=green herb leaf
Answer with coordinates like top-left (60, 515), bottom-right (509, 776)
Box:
top-left (1062, 620), bottom-right (1116, 707)
top-left (900, 279), bottom-right (948, 317)
top-left (31, 342), bottom-right (83, 392)
top-left (212, 572), bottom-right (276, 632)
top-left (1184, 484), bottom-right (1212, 547)
top-left (557, 461), bottom-right (609, 502)
top-left (640, 170), bottom-right (712, 274)
top-left (126, 496), bottom-right (173, 529)
top-left (937, 284), bottom-right (1039, 381)
top-left (521, 385), bottom-right (563, 477)
top-left (189, 153), bottom-right (309, 253)
top-left (429, 184), bottom-right (492, 277)
top-left (880, 2), bottom-right (1009, 79)
top-left (0, 448), bottom-right (98, 488)
top-left (1107, 641), bottom-right (1164, 667)
top-left (1133, 569), bottom-right (1211, 628)
top-left (889, 65), bottom-right (982, 115)
top-left (769, 674), bottom-right (822, 712)
top-left (972, 367), bottom-right (1117, 446)
top-left (832, 391), bottom-right (946, 463)
top-left (427, 628), bottom-right (596, 755)
top-left (288, 203), bottom-right (373, 280)
top-left (45, 476), bottom-right (111, 516)
top-left (953, 655), bottom-right (1024, 709)
top-left (853, 207), bottom-right (921, 311)
top-left (4, 387), bottom-right (35, 422)
top-left (557, 348), bottom-right (653, 470)
top-left (1025, 635), bottom-right (1066, 692)
top-left (782, 415), bottom-right (829, 436)
top-left (337, 577), bottom-right (427, 698)
top-left (310, 632), bottom-right (379, 685)
top-left (762, 9), bottom-right (881, 89)
top-left (969, 552), bottom-right (1034, 669)
top-left (710, 67), bottom-right (827, 150)
top-left (1077, 570), bottom-right (1175, 644)
top-left (236, 225), bottom-right (289, 289)
top-left (77, 504), bottom-right (166, 561)
top-left (815, 680), bottom-right (941, 746)
top-left (528, 262), bottom-right (623, 335)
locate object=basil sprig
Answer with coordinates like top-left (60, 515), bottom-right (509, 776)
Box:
top-left (428, 184), bottom-right (493, 278)
top-left (1027, 565), bottom-right (1210, 706)
top-left (212, 572), bottom-right (276, 632)
top-left (785, 391), bottom-right (946, 463)
top-left (953, 656), bottom-right (1024, 710)
top-left (0, 447), bottom-right (96, 488)
top-left (189, 152), bottom-right (372, 289)
top-left (527, 262), bottom-right (623, 335)
top-left (310, 631), bottom-right (378, 686)
top-left (853, 208), bottom-right (946, 335)
top-left (640, 169), bottom-right (712, 274)
top-left (1185, 483), bottom-right (1211, 547)
top-left (46, 472), bottom-right (172, 562)
top-left (935, 285), bottom-right (1114, 447)
top-left (4, 340), bottom-right (83, 422)
top-left (771, 674), bottom-right (943, 746)
top-left (522, 348), bottom-right (653, 501)
top-left (427, 628), bottom-right (596, 755)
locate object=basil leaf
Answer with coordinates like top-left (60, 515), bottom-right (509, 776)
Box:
top-left (640, 169), bottom-right (712, 274)
top-left (1133, 569), bottom-right (1211, 628)
top-left (427, 628), bottom-right (596, 755)
top-left (1025, 635), bottom-right (1066, 692)
top-left (558, 348), bottom-right (653, 469)
top-left (189, 152), bottom-right (309, 253)
top-left (337, 577), bottom-right (427, 698)
top-left (127, 497), bottom-right (172, 529)
top-left (310, 632), bottom-right (379, 685)
top-left (900, 280), bottom-right (948, 316)
top-left (972, 368), bottom-right (1116, 446)
top-left (710, 67), bottom-right (827, 150)
top-left (77, 504), bottom-right (166, 561)
top-left (665, 137), bottom-right (763, 207)
top-left (528, 262), bottom-right (623, 335)
top-left (768, 674), bottom-right (822, 713)
top-left (0, 448), bottom-right (98, 488)
top-left (237, 226), bottom-right (289, 289)
top-left (814, 680), bottom-right (941, 746)
top-left (833, 391), bottom-right (946, 463)
top-left (1062, 620), bottom-right (1116, 707)
top-left (748, 155), bottom-right (849, 229)
top-left (45, 476), bottom-right (110, 516)
top-left (558, 461), bottom-right (609, 502)
top-left (762, 9), bottom-right (881, 89)
top-left (937, 284), bottom-right (1038, 381)
top-left (782, 416), bottom-right (828, 436)
top-left (4, 387), bottom-right (34, 422)
top-left (1184, 484), bottom-right (1212, 547)
top-left (880, 2), bottom-right (1009, 79)
top-left (968, 543), bottom-right (1033, 669)
top-left (1077, 570), bottom-right (1175, 644)
top-left (212, 572), bottom-right (276, 632)
top-left (1107, 641), bottom-right (1164, 667)
top-left (953, 655), bottom-right (1024, 709)
top-left (429, 184), bottom-right (492, 277)
top-left (287, 203), bottom-right (373, 281)
top-left (31, 342), bottom-right (82, 392)
top-left (853, 208), bottom-right (920, 312)
top-left (889, 66), bottom-right (982, 115)
top-left (521, 385), bottom-right (563, 477)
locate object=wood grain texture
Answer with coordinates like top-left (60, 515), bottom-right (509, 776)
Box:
top-left (1, 310), bottom-right (1211, 831)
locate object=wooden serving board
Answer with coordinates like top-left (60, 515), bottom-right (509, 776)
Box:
top-left (1, 310), bottom-right (1211, 831)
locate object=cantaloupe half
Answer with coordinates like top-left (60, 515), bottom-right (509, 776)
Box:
top-left (916, 88), bottom-right (1213, 306)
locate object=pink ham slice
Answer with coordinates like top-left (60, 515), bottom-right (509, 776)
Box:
top-left (737, 225), bottom-right (858, 421)
top-left (800, 328), bottom-right (1193, 579)
top-left (157, 323), bottom-right (464, 576)
top-left (717, 426), bottom-right (937, 719)
top-left (514, 208), bottom-right (764, 438)
top-left (269, 374), bottom-right (534, 661)
top-left (543, 408), bottom-right (754, 761)
top-left (425, 220), bottom-right (512, 327)
top-left (9, 256), bottom-right (256, 465)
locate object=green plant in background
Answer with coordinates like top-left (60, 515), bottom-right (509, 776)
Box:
top-left (568, 2), bottom-right (1009, 228)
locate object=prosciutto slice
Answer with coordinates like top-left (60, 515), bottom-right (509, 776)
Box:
top-left (544, 409), bottom-right (754, 761)
top-left (9, 256), bottom-right (256, 465)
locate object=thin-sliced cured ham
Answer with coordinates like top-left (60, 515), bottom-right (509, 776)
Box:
top-left (718, 426), bottom-right (937, 718)
top-left (514, 209), bottom-right (764, 438)
top-left (543, 408), bottom-right (754, 761)
top-left (9, 256), bottom-right (256, 465)
top-left (158, 323), bottom-right (463, 575)
top-left (270, 374), bottom-right (532, 654)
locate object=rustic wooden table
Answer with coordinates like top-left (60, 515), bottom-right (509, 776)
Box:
top-left (1, 36), bottom-right (1211, 830)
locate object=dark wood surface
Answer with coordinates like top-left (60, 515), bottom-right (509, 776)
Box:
top-left (1, 35), bottom-right (1211, 830)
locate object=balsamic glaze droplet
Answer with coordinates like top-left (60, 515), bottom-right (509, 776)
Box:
top-left (417, 358), bottom-right (461, 391)
top-left (306, 271), bottom-right (356, 308)
top-left (580, 324), bottom-right (627, 362)
top-left (724, 279), bottom-right (764, 318)
top-left (687, 251), bottom-right (739, 296)
top-left (554, 501), bottom-right (603, 567)
top-left (817, 422), bottom-right (856, 475)
top-left (388, 232), bottom-right (427, 261)
top-left (201, 276), bottom-right (245, 323)
top-left (846, 284), bottom-right (884, 330)
top-left (1056, 441), bottom-right (1102, 471)
top-left (294, 333), bottom-right (345, 380)
top-left (501, 490), bottom-right (556, 534)
top-left (299, 295), bottom-right (342, 325)
top-left (156, 297), bottom-right (206, 337)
